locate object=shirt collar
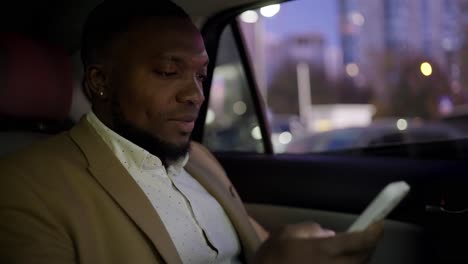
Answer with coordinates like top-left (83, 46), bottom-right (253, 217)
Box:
top-left (86, 111), bottom-right (189, 173)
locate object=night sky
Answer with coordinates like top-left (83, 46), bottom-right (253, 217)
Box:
top-left (263, 0), bottom-right (340, 47)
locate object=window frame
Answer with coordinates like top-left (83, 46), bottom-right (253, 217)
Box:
top-left (194, 2), bottom-right (283, 154)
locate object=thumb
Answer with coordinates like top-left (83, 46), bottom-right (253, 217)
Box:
top-left (281, 222), bottom-right (336, 239)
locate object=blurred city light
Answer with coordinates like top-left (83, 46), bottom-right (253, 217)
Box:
top-left (278, 132), bottom-right (293, 144)
top-left (420, 62), bottom-right (432, 76)
top-left (205, 109), bottom-right (215, 124)
top-left (439, 96), bottom-right (454, 115)
top-left (240, 10), bottom-right (259, 23)
top-left (349, 11), bottom-right (365, 26)
top-left (451, 80), bottom-right (462, 94)
top-left (346, 63), bottom-right (360, 77)
top-left (441, 38), bottom-right (454, 51)
top-left (260, 4), bottom-right (281, 18)
top-left (251, 126), bottom-right (262, 140)
top-left (233, 101), bottom-right (247, 115)
top-left (397, 119), bottom-right (408, 131)
top-left (314, 119), bottom-right (332, 132)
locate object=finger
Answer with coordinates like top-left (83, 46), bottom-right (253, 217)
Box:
top-left (335, 251), bottom-right (374, 264)
top-left (367, 220), bottom-right (384, 238)
top-left (318, 228), bottom-right (336, 238)
top-left (318, 224), bottom-right (383, 256)
top-left (280, 222), bottom-right (336, 239)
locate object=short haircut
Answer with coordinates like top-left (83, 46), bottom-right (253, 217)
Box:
top-left (80, 0), bottom-right (190, 68)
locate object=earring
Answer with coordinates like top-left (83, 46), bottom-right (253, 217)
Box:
top-left (99, 91), bottom-right (104, 97)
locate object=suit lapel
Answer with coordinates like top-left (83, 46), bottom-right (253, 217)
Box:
top-left (69, 118), bottom-right (182, 264)
top-left (185, 143), bottom-right (261, 263)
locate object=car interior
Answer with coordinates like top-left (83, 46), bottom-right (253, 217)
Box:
top-left (2, 0), bottom-right (468, 263)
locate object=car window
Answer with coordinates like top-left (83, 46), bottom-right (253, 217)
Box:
top-left (205, 0), bottom-right (468, 154)
top-left (203, 26), bottom-right (264, 153)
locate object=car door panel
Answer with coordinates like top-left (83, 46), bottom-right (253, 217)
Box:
top-left (245, 203), bottom-right (427, 264)
top-left (215, 152), bottom-right (467, 219)
top-left (213, 150), bottom-right (468, 263)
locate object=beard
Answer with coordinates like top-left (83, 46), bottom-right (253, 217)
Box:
top-left (110, 96), bottom-right (190, 165)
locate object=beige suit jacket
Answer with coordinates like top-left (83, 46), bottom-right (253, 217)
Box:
top-left (0, 118), bottom-right (261, 264)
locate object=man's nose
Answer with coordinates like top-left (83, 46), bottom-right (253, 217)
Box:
top-left (176, 75), bottom-right (205, 106)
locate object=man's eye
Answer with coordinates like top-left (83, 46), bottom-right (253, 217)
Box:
top-left (197, 74), bottom-right (207, 82)
top-left (154, 70), bottom-right (177, 77)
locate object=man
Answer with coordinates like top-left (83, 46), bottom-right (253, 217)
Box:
top-left (0, 1), bottom-right (383, 263)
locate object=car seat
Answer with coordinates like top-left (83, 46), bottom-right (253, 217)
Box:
top-left (0, 32), bottom-right (75, 157)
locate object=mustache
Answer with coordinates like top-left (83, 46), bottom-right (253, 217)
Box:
top-left (167, 106), bottom-right (200, 120)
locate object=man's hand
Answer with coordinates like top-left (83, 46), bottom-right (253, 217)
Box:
top-left (254, 221), bottom-right (384, 264)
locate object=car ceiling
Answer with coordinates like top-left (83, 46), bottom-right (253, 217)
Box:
top-left (3, 0), bottom-right (273, 54)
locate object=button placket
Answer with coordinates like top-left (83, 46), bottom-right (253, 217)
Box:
top-left (171, 173), bottom-right (223, 256)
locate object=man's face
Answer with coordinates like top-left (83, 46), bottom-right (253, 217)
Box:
top-left (104, 17), bottom-right (208, 160)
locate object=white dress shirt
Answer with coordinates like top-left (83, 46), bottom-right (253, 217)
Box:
top-left (87, 112), bottom-right (241, 264)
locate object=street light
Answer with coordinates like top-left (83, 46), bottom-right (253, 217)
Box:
top-left (346, 63), bottom-right (359, 77)
top-left (240, 10), bottom-right (258, 23)
top-left (278, 132), bottom-right (293, 144)
top-left (260, 4), bottom-right (281, 17)
top-left (396, 119), bottom-right (408, 131)
top-left (349, 11), bottom-right (365, 26)
top-left (420, 62), bottom-right (432, 76)
top-left (251, 126), bottom-right (262, 140)
top-left (205, 109), bottom-right (215, 124)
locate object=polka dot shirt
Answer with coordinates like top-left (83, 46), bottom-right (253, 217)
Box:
top-left (87, 112), bottom-right (241, 264)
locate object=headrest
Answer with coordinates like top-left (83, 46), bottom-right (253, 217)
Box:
top-left (0, 33), bottom-right (73, 122)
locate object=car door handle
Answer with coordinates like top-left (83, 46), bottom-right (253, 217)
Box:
top-left (425, 205), bottom-right (468, 214)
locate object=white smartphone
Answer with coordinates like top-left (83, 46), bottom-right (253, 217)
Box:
top-left (347, 181), bottom-right (410, 232)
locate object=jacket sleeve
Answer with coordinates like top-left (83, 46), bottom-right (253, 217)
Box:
top-left (0, 161), bottom-right (75, 264)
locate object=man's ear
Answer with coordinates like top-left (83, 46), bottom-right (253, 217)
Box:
top-left (84, 64), bottom-right (109, 100)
